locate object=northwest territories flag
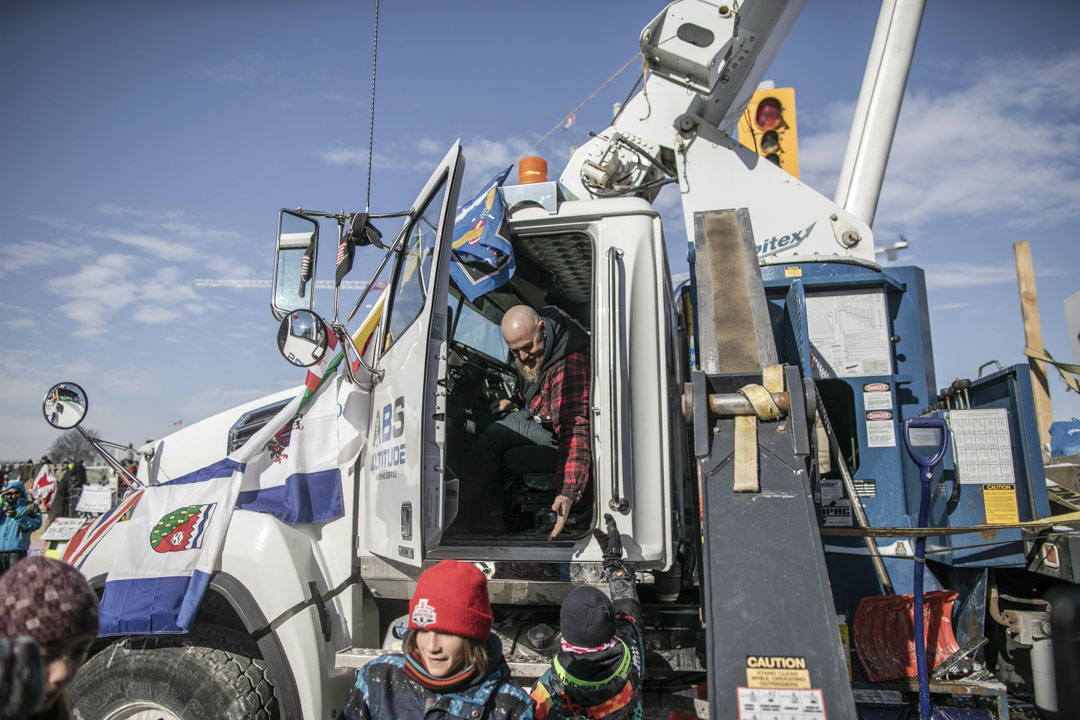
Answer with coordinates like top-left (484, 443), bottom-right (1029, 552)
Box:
top-left (449, 166), bottom-right (515, 302)
top-left (98, 375), bottom-right (360, 635)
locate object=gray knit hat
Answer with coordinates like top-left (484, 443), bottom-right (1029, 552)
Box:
top-left (0, 557), bottom-right (99, 645)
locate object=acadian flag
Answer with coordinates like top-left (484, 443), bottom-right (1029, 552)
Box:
top-left (97, 375), bottom-right (357, 635)
top-left (449, 166), bottom-right (515, 302)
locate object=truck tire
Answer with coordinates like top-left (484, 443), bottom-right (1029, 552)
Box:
top-left (68, 624), bottom-right (278, 720)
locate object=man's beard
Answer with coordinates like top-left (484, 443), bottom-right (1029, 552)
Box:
top-left (515, 356), bottom-right (542, 383)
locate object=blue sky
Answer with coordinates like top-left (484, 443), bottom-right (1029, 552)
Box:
top-left (2, 0), bottom-right (1078, 461)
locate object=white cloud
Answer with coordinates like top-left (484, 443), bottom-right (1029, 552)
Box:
top-left (47, 254), bottom-right (140, 336)
top-left (461, 136), bottom-right (533, 183)
top-left (317, 146), bottom-right (409, 169)
top-left (45, 254), bottom-right (220, 337)
top-left (88, 229), bottom-right (199, 263)
top-left (417, 136), bottom-right (444, 155)
top-left (923, 261), bottom-right (1068, 290)
top-left (800, 50), bottom-right (1080, 231)
top-left (97, 204), bottom-right (183, 221)
top-left (200, 52), bottom-right (272, 84)
top-left (0, 239), bottom-right (93, 276)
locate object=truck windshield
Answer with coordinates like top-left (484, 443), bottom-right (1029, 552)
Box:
top-left (452, 301), bottom-right (507, 362)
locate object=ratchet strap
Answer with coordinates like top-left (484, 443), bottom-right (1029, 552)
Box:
top-left (1023, 346), bottom-right (1080, 394)
top-left (733, 365), bottom-right (785, 492)
top-left (820, 510), bottom-right (1080, 538)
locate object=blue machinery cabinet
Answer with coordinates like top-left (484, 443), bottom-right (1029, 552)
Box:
top-left (758, 261), bottom-right (1051, 629)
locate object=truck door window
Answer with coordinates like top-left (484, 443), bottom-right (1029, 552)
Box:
top-left (384, 178), bottom-right (447, 350)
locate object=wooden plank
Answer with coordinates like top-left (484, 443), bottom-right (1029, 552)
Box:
top-left (1013, 241), bottom-right (1053, 446)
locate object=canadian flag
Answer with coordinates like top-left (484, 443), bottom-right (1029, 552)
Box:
top-left (31, 465), bottom-right (57, 509)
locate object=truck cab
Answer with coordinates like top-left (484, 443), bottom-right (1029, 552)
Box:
top-left (362, 175), bottom-right (687, 572)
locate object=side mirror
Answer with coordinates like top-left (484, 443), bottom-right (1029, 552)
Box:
top-left (42, 382), bottom-right (88, 429)
top-left (272, 210), bottom-right (319, 321)
top-left (277, 309), bottom-right (330, 367)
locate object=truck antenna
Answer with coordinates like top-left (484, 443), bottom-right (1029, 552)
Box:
top-left (365, 0), bottom-right (381, 213)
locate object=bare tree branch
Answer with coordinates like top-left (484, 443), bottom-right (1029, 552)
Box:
top-left (46, 428), bottom-right (102, 465)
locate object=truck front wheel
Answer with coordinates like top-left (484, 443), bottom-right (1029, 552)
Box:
top-left (69, 624), bottom-right (278, 720)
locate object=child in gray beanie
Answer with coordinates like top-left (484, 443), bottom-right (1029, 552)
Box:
top-left (0, 557), bottom-right (98, 720)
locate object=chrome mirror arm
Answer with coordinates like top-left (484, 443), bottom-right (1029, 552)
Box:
top-left (76, 426), bottom-right (144, 489)
top-left (331, 323), bottom-right (382, 391)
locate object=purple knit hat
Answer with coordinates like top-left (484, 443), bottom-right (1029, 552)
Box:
top-left (0, 557), bottom-right (99, 644)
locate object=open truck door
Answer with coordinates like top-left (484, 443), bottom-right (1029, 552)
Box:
top-left (364, 143), bottom-right (464, 567)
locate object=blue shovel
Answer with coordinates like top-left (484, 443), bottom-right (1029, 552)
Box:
top-left (902, 417), bottom-right (949, 720)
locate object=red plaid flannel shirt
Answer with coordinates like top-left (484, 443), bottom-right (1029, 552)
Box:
top-left (521, 348), bottom-right (591, 503)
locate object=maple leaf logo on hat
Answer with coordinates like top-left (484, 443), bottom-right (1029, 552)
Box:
top-left (411, 598), bottom-right (437, 627)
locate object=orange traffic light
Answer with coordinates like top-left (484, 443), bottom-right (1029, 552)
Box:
top-left (738, 87), bottom-right (799, 178)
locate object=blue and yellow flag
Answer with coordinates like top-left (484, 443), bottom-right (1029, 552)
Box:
top-left (450, 167), bottom-right (514, 301)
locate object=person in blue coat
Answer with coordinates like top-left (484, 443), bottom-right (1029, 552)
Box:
top-left (1, 480), bottom-right (42, 575)
top-left (342, 559), bottom-right (534, 720)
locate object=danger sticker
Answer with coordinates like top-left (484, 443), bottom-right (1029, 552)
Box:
top-left (863, 383), bottom-right (893, 411)
top-left (866, 416), bottom-right (896, 448)
top-left (983, 484), bottom-right (1019, 524)
top-left (738, 687), bottom-right (826, 719)
top-left (746, 656), bottom-right (812, 689)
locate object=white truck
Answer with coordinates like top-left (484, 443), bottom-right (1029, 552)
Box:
top-left (45, 2), bottom-right (1077, 719)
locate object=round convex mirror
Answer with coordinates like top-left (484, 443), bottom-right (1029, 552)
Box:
top-left (278, 309), bottom-right (330, 367)
top-left (42, 382), bottom-right (88, 429)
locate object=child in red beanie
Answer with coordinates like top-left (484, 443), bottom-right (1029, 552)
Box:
top-left (0, 556), bottom-right (99, 720)
top-left (342, 559), bottom-right (535, 719)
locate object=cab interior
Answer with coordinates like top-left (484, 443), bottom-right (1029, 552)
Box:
top-left (442, 230), bottom-right (595, 544)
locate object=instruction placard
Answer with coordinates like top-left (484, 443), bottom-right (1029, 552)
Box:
top-left (983, 484), bottom-right (1019, 524)
top-left (948, 409), bottom-right (1016, 485)
top-left (806, 290), bottom-right (892, 377)
top-left (737, 687), bottom-right (826, 720)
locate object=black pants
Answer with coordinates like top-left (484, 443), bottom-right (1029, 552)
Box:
top-left (0, 550), bottom-right (27, 576)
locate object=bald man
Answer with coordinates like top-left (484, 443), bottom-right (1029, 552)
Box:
top-left (465, 304), bottom-right (590, 540)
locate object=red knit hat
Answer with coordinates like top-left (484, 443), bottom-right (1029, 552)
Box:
top-left (408, 560), bottom-right (493, 642)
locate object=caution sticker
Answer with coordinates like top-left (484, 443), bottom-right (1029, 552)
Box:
top-left (984, 484), bottom-right (1019, 524)
top-left (745, 655), bottom-right (812, 689)
top-left (737, 687), bottom-right (826, 719)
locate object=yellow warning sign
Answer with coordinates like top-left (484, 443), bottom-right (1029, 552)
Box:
top-left (745, 655), bottom-right (811, 689)
top-left (984, 484), bottom-right (1019, 525)
top-left (785, 266), bottom-right (803, 278)
top-left (837, 622), bottom-right (851, 680)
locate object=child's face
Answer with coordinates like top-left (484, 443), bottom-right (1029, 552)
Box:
top-left (39, 633), bottom-right (94, 708)
top-left (413, 630), bottom-right (468, 678)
